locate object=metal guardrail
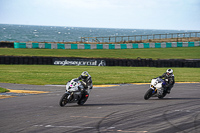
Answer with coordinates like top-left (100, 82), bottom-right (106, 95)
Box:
top-left (80, 32), bottom-right (200, 43)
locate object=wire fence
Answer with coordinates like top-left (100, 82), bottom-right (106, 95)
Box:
top-left (80, 32), bottom-right (200, 43)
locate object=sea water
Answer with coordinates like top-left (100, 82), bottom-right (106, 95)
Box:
top-left (0, 24), bottom-right (198, 42)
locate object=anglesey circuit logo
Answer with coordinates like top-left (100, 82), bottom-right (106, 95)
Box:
top-left (53, 59), bottom-right (106, 66)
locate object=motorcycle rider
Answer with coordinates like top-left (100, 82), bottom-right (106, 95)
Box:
top-left (158, 68), bottom-right (175, 94)
top-left (78, 71), bottom-right (93, 102)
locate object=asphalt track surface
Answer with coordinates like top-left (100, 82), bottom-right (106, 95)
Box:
top-left (0, 83), bottom-right (200, 133)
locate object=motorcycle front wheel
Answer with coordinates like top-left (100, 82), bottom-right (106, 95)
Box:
top-left (144, 89), bottom-right (153, 100)
top-left (59, 93), bottom-right (69, 107)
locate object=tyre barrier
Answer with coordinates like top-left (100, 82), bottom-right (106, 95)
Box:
top-left (0, 42), bottom-right (14, 48)
top-left (0, 56), bottom-right (199, 67)
top-left (0, 56), bottom-right (53, 65)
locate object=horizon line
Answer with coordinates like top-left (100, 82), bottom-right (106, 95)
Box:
top-left (0, 23), bottom-right (199, 31)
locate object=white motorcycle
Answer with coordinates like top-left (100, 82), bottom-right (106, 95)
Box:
top-left (144, 78), bottom-right (167, 100)
top-left (59, 78), bottom-right (89, 107)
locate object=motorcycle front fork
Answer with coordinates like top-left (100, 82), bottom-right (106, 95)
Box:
top-left (151, 88), bottom-right (157, 94)
top-left (65, 92), bottom-right (73, 100)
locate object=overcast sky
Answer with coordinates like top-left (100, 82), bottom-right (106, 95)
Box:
top-left (0, 0), bottom-right (200, 30)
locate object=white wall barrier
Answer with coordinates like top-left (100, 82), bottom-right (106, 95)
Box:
top-left (14, 41), bottom-right (200, 49)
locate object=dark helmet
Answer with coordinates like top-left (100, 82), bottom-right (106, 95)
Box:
top-left (81, 71), bottom-right (89, 79)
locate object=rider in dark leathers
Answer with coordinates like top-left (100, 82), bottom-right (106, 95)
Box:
top-left (158, 68), bottom-right (175, 94)
top-left (78, 71), bottom-right (93, 102)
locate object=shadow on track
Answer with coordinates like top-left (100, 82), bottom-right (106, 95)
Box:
top-left (148, 97), bottom-right (200, 100)
top-left (60, 102), bottom-right (150, 107)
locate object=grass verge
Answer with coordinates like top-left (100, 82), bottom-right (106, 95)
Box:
top-left (0, 65), bottom-right (199, 85)
top-left (0, 87), bottom-right (10, 93)
top-left (0, 47), bottom-right (200, 59)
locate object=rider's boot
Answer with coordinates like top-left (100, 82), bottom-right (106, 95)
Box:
top-left (166, 88), bottom-right (171, 94)
top-left (81, 90), bottom-right (89, 101)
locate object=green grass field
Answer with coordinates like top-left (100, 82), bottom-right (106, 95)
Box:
top-left (0, 47), bottom-right (200, 86)
top-left (0, 87), bottom-right (9, 93)
top-left (0, 65), bottom-right (199, 85)
top-left (0, 47), bottom-right (200, 59)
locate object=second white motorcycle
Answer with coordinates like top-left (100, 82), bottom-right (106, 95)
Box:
top-left (144, 78), bottom-right (168, 100)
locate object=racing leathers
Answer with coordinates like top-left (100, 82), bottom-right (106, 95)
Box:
top-left (78, 74), bottom-right (93, 91)
top-left (77, 73), bottom-right (93, 103)
top-left (158, 72), bottom-right (175, 93)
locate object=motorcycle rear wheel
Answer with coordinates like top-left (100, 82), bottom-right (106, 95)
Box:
top-left (144, 89), bottom-right (153, 100)
top-left (158, 92), bottom-right (167, 99)
top-left (77, 96), bottom-right (88, 105)
top-left (59, 93), bottom-right (69, 107)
